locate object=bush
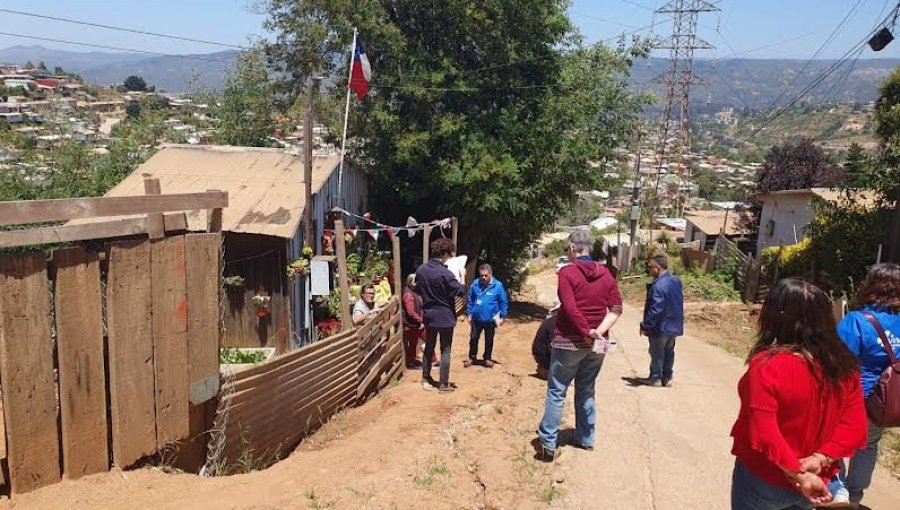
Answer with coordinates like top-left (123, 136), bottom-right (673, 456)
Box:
top-left (543, 239), bottom-right (567, 259)
top-left (678, 268), bottom-right (740, 302)
top-left (760, 238), bottom-right (812, 280)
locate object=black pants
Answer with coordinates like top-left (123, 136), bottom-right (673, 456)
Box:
top-left (468, 321), bottom-right (496, 360)
top-left (423, 327), bottom-right (454, 384)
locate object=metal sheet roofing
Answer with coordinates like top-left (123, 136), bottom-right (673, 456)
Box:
top-left (684, 210), bottom-right (750, 236)
top-left (86, 144), bottom-right (341, 239)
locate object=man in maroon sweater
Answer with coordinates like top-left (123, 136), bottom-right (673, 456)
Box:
top-left (537, 229), bottom-right (622, 461)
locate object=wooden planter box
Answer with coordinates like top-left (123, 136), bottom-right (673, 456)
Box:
top-left (219, 347), bottom-right (276, 374)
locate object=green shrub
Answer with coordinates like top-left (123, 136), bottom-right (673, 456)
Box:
top-left (543, 239), bottom-right (567, 259)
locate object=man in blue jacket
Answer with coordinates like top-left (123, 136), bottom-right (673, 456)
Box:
top-left (639, 254), bottom-right (684, 388)
top-left (465, 264), bottom-right (509, 368)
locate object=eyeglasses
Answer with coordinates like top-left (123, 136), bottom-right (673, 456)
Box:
top-left (363, 292), bottom-right (375, 296)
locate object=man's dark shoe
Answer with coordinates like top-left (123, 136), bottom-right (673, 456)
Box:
top-left (537, 446), bottom-right (561, 463)
top-left (662, 378), bottom-right (673, 388)
top-left (463, 358), bottom-right (474, 368)
top-left (483, 359), bottom-right (495, 368)
top-left (575, 443), bottom-right (594, 451)
top-left (439, 383), bottom-right (456, 393)
top-left (639, 378), bottom-right (662, 387)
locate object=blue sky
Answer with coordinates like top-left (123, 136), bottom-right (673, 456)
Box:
top-left (0, 0), bottom-right (898, 59)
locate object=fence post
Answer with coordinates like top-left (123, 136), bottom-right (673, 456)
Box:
top-left (422, 224), bottom-right (432, 262)
top-left (143, 174), bottom-right (164, 240)
top-left (391, 234), bottom-right (402, 296)
top-left (451, 217), bottom-right (458, 250)
top-left (206, 189), bottom-right (223, 233)
top-left (334, 220), bottom-right (353, 332)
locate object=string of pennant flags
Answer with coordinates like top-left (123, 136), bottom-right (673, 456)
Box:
top-left (323, 208), bottom-right (454, 242)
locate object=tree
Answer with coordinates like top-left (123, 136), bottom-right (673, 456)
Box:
top-left (38, 61), bottom-right (47, 71)
top-left (125, 101), bottom-right (141, 119)
top-left (24, 60), bottom-right (34, 69)
top-left (123, 75), bottom-right (148, 92)
top-left (54, 66), bottom-right (64, 75)
top-left (212, 48), bottom-right (274, 147)
top-left (756, 138), bottom-right (845, 193)
top-left (263, 0), bottom-right (651, 288)
top-left (843, 142), bottom-right (869, 188)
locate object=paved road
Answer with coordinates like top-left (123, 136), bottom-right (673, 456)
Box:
top-left (530, 281), bottom-right (900, 510)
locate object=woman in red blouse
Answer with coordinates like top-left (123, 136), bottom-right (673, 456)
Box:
top-left (730, 279), bottom-right (867, 510)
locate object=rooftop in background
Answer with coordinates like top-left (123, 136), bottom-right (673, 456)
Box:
top-left (684, 210), bottom-right (750, 237)
top-left (72, 144), bottom-right (341, 239)
top-left (756, 187), bottom-right (884, 207)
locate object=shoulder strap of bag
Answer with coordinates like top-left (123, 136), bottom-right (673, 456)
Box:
top-left (862, 312), bottom-right (897, 364)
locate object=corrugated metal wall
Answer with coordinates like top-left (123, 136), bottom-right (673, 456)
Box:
top-left (290, 162), bottom-right (368, 348)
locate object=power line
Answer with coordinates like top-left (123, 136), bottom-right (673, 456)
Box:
top-left (0, 31), bottom-right (234, 64)
top-left (569, 9), bottom-right (638, 29)
top-left (0, 8), bottom-right (247, 50)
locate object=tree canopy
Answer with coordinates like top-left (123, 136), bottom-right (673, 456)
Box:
top-left (123, 75), bottom-right (148, 92)
top-left (756, 138), bottom-right (845, 193)
top-left (262, 0), bottom-right (651, 287)
top-left (211, 48), bottom-right (276, 147)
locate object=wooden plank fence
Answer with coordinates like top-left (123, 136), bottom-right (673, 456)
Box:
top-left (0, 183), bottom-right (226, 494)
top-left (710, 235), bottom-right (766, 303)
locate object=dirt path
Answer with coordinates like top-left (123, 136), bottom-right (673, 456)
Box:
top-left (5, 270), bottom-right (899, 509)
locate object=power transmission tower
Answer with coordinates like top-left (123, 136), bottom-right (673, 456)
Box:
top-left (652, 0), bottom-right (719, 218)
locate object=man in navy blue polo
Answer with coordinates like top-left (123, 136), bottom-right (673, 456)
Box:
top-left (415, 238), bottom-right (467, 392)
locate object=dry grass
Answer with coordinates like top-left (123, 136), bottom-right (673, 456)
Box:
top-left (880, 429), bottom-right (900, 479)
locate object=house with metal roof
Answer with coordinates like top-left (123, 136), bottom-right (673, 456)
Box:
top-left (88, 144), bottom-right (368, 351)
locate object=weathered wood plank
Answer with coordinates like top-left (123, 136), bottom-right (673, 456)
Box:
top-left (143, 175), bottom-right (165, 240)
top-left (0, 191), bottom-right (228, 226)
top-left (0, 253), bottom-right (61, 493)
top-left (0, 384), bottom-right (6, 460)
top-left (151, 236), bottom-right (190, 448)
top-left (0, 214), bottom-right (189, 249)
top-left (107, 241), bottom-right (157, 467)
top-left (334, 220), bottom-right (352, 331)
top-left (52, 247), bottom-right (109, 479)
top-left (185, 234), bottom-right (221, 405)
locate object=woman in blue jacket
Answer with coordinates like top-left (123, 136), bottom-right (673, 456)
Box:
top-left (829, 263), bottom-right (900, 508)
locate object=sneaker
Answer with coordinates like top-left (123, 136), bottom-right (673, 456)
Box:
top-left (537, 446), bottom-right (561, 463)
top-left (463, 358), bottom-right (474, 368)
top-left (575, 443), bottom-right (594, 451)
top-left (662, 379), bottom-right (673, 388)
top-left (639, 378), bottom-right (662, 387)
top-left (438, 383), bottom-right (456, 393)
top-left (484, 359), bottom-right (495, 368)
top-left (422, 381), bottom-right (437, 392)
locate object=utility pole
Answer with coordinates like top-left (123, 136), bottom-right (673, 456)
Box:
top-left (629, 129), bottom-right (643, 273)
top-left (652, 0), bottom-right (719, 218)
top-left (304, 77), bottom-right (320, 253)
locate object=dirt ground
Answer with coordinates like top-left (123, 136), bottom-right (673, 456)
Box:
top-left (4, 269), bottom-right (899, 510)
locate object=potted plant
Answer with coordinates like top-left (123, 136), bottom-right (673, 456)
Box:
top-left (287, 246), bottom-right (314, 279)
top-left (219, 347), bottom-right (276, 373)
top-left (223, 275), bottom-right (246, 288)
top-left (250, 294), bottom-right (271, 318)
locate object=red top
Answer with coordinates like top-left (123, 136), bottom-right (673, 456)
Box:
top-left (554, 259), bottom-right (623, 349)
top-left (731, 351), bottom-right (867, 490)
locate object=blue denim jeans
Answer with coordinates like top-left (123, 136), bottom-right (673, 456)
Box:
top-left (731, 460), bottom-right (812, 510)
top-left (835, 416), bottom-right (885, 504)
top-left (648, 333), bottom-right (676, 381)
top-left (537, 347), bottom-right (605, 450)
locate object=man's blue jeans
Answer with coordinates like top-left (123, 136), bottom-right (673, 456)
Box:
top-left (648, 333), bottom-right (676, 382)
top-left (731, 460), bottom-right (812, 510)
top-left (537, 347), bottom-right (605, 450)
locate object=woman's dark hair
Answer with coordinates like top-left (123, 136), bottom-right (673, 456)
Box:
top-left (430, 238), bottom-right (455, 258)
top-left (856, 263), bottom-right (900, 313)
top-left (749, 278), bottom-right (859, 387)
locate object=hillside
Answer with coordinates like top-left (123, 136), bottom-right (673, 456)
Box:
top-left (631, 57), bottom-right (900, 112)
top-left (0, 45), bottom-right (237, 91)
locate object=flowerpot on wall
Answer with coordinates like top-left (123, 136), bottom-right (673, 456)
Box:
top-left (257, 307), bottom-right (268, 319)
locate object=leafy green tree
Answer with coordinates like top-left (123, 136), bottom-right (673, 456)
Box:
top-left (24, 60), bottom-right (34, 69)
top-left (125, 101), bottom-right (141, 119)
top-left (843, 142), bottom-right (869, 188)
top-left (212, 48), bottom-right (274, 147)
top-left (123, 75), bottom-right (148, 92)
top-left (54, 66), bottom-right (64, 75)
top-left (37, 61), bottom-right (47, 71)
top-left (262, 0), bottom-right (651, 288)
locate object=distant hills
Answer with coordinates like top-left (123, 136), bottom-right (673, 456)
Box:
top-left (1, 45), bottom-right (897, 104)
top-left (0, 45), bottom-right (237, 92)
top-left (631, 57), bottom-right (900, 113)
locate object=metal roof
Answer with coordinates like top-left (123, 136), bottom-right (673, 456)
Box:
top-left (82, 144), bottom-right (341, 239)
top-left (684, 210), bottom-right (749, 236)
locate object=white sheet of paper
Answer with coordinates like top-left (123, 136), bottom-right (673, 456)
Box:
top-left (444, 255), bottom-right (468, 283)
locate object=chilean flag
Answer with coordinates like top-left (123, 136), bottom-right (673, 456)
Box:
top-left (349, 38), bottom-right (372, 100)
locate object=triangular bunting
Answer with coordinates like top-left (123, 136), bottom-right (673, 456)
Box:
top-left (368, 229), bottom-right (380, 241)
top-left (349, 228), bottom-right (358, 238)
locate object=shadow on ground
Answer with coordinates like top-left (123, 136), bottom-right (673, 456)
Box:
top-left (510, 301), bottom-right (550, 322)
